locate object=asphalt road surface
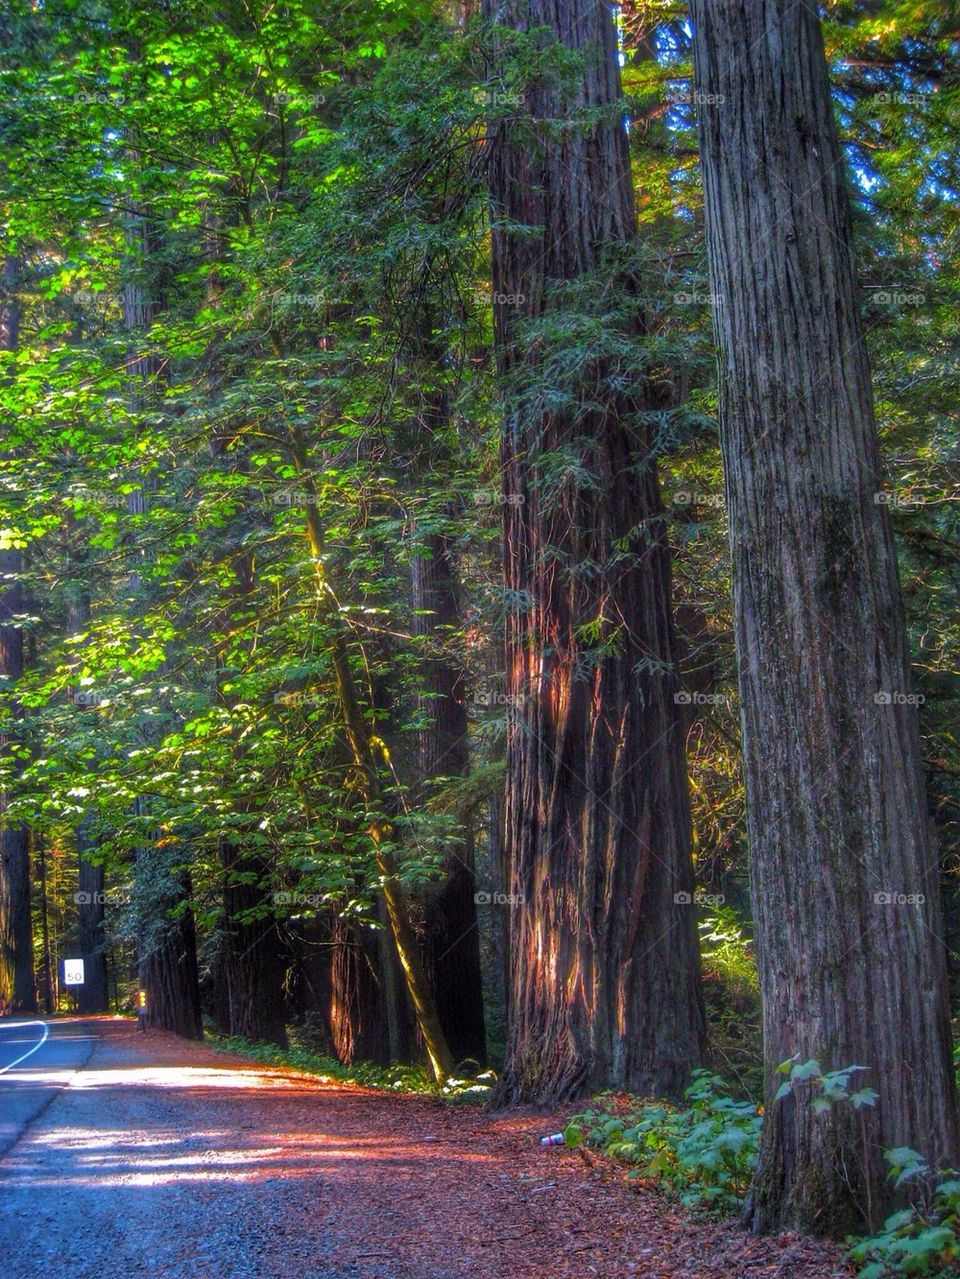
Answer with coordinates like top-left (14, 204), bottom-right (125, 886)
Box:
top-left (0, 1018), bottom-right (98, 1159)
top-left (0, 1018), bottom-right (361, 1279)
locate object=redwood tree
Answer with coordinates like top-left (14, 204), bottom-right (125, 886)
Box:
top-left (690, 0), bottom-right (959, 1235)
top-left (484, 0), bottom-right (705, 1103)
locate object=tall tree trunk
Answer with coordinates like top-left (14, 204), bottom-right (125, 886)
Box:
top-left (138, 864), bottom-right (203, 1043)
top-left (139, 862), bottom-right (203, 1040)
top-left (412, 525), bottom-right (486, 1065)
top-left (208, 470), bottom-right (289, 1047)
top-left (690, 0), bottom-right (959, 1236)
top-left (219, 840), bottom-right (289, 1045)
top-left (0, 255), bottom-right (35, 1013)
top-left (37, 833), bottom-right (54, 1014)
top-left (483, 0), bottom-right (704, 1103)
top-left (0, 548), bottom-right (33, 1013)
top-left (76, 842), bottom-right (109, 1013)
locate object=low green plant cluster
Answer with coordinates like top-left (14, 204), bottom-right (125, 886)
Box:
top-left (564, 1069), bottom-right (761, 1212)
top-left (209, 1032), bottom-right (496, 1101)
top-left (849, 1149), bottom-right (960, 1278)
top-left (564, 1054), bottom-right (960, 1276)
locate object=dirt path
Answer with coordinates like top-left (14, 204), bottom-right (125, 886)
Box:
top-left (0, 1019), bottom-right (853, 1278)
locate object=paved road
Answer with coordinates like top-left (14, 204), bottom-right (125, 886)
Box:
top-left (0, 1018), bottom-right (99, 1159)
top-left (0, 1018), bottom-right (379, 1279)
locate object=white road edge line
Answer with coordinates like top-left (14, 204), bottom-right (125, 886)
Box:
top-left (0, 1021), bottom-right (50, 1076)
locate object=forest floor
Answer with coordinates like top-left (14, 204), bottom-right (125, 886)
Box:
top-left (0, 1017), bottom-right (855, 1279)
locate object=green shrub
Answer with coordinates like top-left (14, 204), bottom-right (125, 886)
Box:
top-left (698, 909), bottom-right (763, 1098)
top-left (848, 1149), bottom-right (960, 1278)
top-left (564, 1069), bottom-right (761, 1212)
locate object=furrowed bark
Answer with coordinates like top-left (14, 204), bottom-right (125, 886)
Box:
top-left (483, 0), bottom-right (705, 1103)
top-left (690, 0), bottom-right (959, 1236)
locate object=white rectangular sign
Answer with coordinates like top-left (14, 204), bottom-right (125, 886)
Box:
top-left (63, 958), bottom-right (85, 986)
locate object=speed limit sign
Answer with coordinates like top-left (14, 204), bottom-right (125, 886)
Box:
top-left (64, 958), bottom-right (85, 986)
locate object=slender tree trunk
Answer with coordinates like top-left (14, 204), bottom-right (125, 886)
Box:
top-left (412, 524), bottom-right (486, 1064)
top-left (0, 255), bottom-right (35, 1013)
top-left (76, 844), bottom-right (109, 1013)
top-left (288, 434), bottom-right (454, 1081)
top-left (690, 0), bottom-right (959, 1236)
top-left (207, 478), bottom-right (289, 1047)
top-left (483, 0), bottom-right (704, 1103)
top-left (375, 895), bottom-right (411, 1063)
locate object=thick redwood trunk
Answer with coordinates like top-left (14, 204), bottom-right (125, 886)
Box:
top-left (690, 0), bottom-right (959, 1235)
top-left (484, 0), bottom-right (704, 1104)
top-left (412, 528), bottom-right (486, 1065)
top-left (330, 914), bottom-right (388, 1065)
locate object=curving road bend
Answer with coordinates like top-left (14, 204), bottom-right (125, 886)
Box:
top-left (0, 1018), bottom-right (98, 1160)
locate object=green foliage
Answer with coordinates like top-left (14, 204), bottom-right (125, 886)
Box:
top-left (774, 1057), bottom-right (879, 1115)
top-left (0, 0), bottom-right (956, 1146)
top-left (848, 1150), bottom-right (960, 1278)
top-left (565, 1070), bottom-right (761, 1212)
top-left (698, 908), bottom-right (762, 1096)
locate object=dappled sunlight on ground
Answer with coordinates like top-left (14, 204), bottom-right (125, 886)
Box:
top-left (0, 1020), bottom-right (854, 1279)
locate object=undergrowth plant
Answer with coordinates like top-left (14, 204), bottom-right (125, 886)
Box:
top-left (564, 1069), bottom-right (761, 1212)
top-left (848, 1149), bottom-right (960, 1278)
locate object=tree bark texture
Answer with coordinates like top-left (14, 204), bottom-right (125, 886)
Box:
top-left (484, 0), bottom-right (705, 1103)
top-left (690, 0), bottom-right (959, 1235)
